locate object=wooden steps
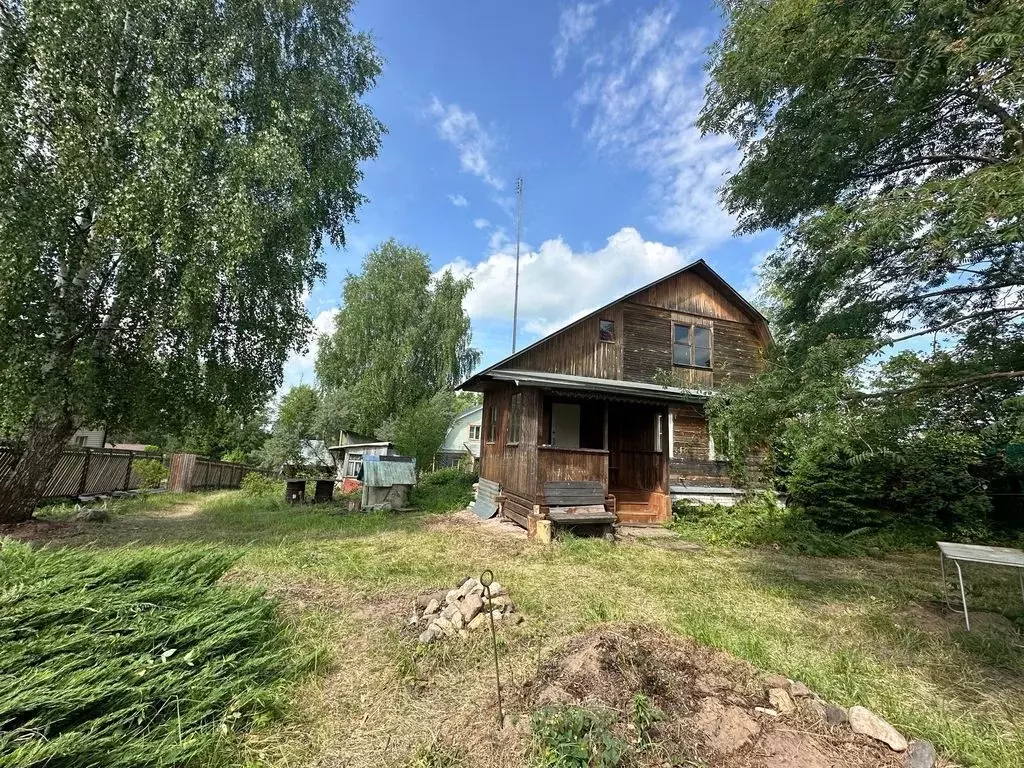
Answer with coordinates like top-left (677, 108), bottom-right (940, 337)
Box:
top-left (610, 489), bottom-right (673, 525)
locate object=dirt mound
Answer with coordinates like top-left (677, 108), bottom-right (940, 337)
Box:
top-left (518, 625), bottom-right (910, 768)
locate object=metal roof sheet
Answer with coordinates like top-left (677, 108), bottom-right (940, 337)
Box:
top-left (362, 457), bottom-right (416, 487)
top-left (476, 369), bottom-right (710, 403)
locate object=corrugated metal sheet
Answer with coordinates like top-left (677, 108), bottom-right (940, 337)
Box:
top-left (363, 457), bottom-right (416, 487)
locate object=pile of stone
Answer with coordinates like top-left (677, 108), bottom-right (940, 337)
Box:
top-left (412, 576), bottom-right (522, 644)
top-left (760, 675), bottom-right (935, 766)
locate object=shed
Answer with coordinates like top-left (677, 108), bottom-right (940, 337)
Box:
top-left (361, 456), bottom-right (417, 509)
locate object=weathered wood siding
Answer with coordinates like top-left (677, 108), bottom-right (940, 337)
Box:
top-left (479, 384), bottom-right (540, 500)
top-left (537, 447), bottom-right (608, 492)
top-left (494, 270), bottom-right (766, 389)
top-left (608, 402), bottom-right (667, 493)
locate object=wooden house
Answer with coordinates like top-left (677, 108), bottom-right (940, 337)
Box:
top-left (458, 260), bottom-right (770, 529)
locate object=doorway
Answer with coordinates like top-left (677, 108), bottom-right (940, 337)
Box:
top-left (550, 403), bottom-right (581, 448)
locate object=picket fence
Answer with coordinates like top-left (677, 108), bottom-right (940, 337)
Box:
top-left (0, 447), bottom-right (161, 500)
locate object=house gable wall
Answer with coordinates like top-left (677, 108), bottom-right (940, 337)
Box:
top-left (493, 269), bottom-right (766, 389)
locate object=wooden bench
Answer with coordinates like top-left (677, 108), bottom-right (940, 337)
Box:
top-left (543, 481), bottom-right (616, 525)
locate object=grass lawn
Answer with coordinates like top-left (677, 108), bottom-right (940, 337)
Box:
top-left (14, 491), bottom-right (1024, 767)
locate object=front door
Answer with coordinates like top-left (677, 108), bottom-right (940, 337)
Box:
top-left (550, 403), bottom-right (581, 448)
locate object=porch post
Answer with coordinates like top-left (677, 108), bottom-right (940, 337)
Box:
top-left (661, 405), bottom-right (670, 493)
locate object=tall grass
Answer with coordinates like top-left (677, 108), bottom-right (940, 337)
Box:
top-left (0, 541), bottom-right (315, 768)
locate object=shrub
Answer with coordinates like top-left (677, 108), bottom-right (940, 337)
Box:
top-left (410, 467), bottom-right (476, 513)
top-left (0, 542), bottom-right (311, 767)
top-left (133, 458), bottom-right (168, 490)
top-left (530, 705), bottom-right (627, 768)
top-left (241, 472), bottom-right (283, 497)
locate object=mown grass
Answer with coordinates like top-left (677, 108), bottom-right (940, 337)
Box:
top-left (17, 490), bottom-right (1024, 767)
top-left (0, 538), bottom-right (320, 768)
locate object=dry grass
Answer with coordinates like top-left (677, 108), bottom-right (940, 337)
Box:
top-left (27, 491), bottom-right (1024, 768)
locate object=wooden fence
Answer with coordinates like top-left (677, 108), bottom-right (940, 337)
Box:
top-left (0, 447), bottom-right (163, 501)
top-left (167, 453), bottom-right (254, 493)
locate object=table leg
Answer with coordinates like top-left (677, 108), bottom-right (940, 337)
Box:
top-left (954, 560), bottom-right (970, 631)
top-left (940, 552), bottom-right (953, 611)
top-left (1019, 568), bottom-right (1023, 608)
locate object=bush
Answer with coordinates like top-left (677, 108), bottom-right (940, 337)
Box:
top-left (241, 472), bottom-right (283, 497)
top-left (669, 492), bottom-right (944, 557)
top-left (410, 467), bottom-right (476, 513)
top-left (530, 705), bottom-right (627, 768)
top-left (0, 542), bottom-right (311, 767)
top-left (133, 458), bottom-right (168, 490)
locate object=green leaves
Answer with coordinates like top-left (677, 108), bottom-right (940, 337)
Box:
top-left (0, 0), bottom-right (383, 441)
top-left (315, 239), bottom-right (480, 437)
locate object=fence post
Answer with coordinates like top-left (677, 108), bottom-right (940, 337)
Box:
top-left (123, 454), bottom-right (134, 491)
top-left (167, 453), bottom-right (198, 493)
top-left (78, 450), bottom-right (92, 497)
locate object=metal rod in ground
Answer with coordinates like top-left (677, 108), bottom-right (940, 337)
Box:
top-left (480, 569), bottom-right (504, 726)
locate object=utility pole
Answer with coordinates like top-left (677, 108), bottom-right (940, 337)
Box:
top-left (512, 176), bottom-right (523, 353)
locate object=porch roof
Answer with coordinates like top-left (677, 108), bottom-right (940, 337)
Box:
top-left (464, 368), bottom-right (710, 404)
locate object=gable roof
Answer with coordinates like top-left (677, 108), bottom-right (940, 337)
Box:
top-left (458, 259), bottom-right (769, 390)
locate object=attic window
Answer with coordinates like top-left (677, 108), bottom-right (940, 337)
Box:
top-left (469, 424), bottom-right (481, 440)
top-left (599, 319), bottom-right (615, 342)
top-left (673, 323), bottom-right (712, 368)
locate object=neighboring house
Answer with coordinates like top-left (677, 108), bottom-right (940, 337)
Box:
top-left (69, 427), bottom-right (106, 449)
top-left (436, 405), bottom-right (483, 469)
top-left (458, 259), bottom-right (771, 529)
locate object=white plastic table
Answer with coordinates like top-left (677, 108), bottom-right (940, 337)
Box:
top-left (938, 541), bottom-right (1024, 631)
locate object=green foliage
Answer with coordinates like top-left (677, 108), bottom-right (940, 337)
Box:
top-left (698, 0), bottom-right (1024, 535)
top-left (671, 493), bottom-right (950, 557)
top-left (379, 391), bottom-right (459, 472)
top-left (629, 693), bottom-right (663, 747)
top-left (0, 541), bottom-right (311, 767)
top-left (0, 0), bottom-right (383, 446)
top-left (530, 705), bottom-right (627, 768)
top-left (132, 458), bottom-right (168, 490)
top-left (410, 467), bottom-right (476, 513)
top-left (259, 385), bottom-right (328, 471)
top-left (316, 240), bottom-right (480, 436)
top-left (241, 473), bottom-right (284, 498)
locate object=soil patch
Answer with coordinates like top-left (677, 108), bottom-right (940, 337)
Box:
top-left (517, 625), bottom-right (914, 768)
top-left (0, 518), bottom-right (78, 544)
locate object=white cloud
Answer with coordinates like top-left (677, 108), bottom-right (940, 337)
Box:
top-left (473, 217), bottom-right (490, 229)
top-left (440, 226), bottom-right (692, 339)
top-left (570, 5), bottom-right (739, 244)
top-left (428, 98), bottom-right (504, 190)
top-left (448, 193), bottom-right (469, 207)
top-left (281, 307), bottom-right (339, 389)
top-left (553, 1), bottom-right (605, 75)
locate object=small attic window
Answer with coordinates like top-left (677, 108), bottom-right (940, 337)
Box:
top-left (599, 319), bottom-right (615, 342)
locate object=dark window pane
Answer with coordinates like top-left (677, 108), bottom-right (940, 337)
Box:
top-left (673, 343), bottom-right (691, 366)
top-left (599, 319), bottom-right (615, 342)
top-left (674, 324), bottom-right (690, 344)
top-left (693, 345), bottom-right (711, 367)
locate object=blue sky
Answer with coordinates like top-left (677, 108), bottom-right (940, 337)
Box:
top-left (283, 0), bottom-right (781, 390)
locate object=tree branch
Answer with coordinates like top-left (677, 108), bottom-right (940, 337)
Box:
top-left (852, 370), bottom-right (1024, 400)
top-left (881, 306), bottom-right (1024, 346)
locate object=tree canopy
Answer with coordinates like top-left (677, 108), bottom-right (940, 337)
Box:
top-left (0, 0), bottom-right (383, 520)
top-left (700, 0), bottom-right (1023, 391)
top-left (316, 240), bottom-right (480, 437)
top-left (699, 0), bottom-right (1024, 535)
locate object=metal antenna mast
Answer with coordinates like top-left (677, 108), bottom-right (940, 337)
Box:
top-left (511, 176), bottom-right (523, 352)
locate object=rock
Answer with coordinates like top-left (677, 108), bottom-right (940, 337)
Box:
top-left (418, 627), bottom-right (438, 644)
top-left (467, 613), bottom-right (487, 631)
top-left (754, 707), bottom-right (778, 717)
top-left (423, 599), bottom-right (440, 616)
top-left (433, 616), bottom-right (455, 636)
top-left (486, 581), bottom-right (505, 597)
top-left (442, 604), bottom-right (459, 620)
top-left (799, 697), bottom-right (827, 722)
top-left (486, 595), bottom-right (514, 611)
top-left (444, 589), bottom-right (460, 605)
top-left (459, 593), bottom-right (484, 622)
top-left (824, 704), bottom-right (848, 725)
top-left (788, 680), bottom-right (812, 697)
top-left (849, 706), bottom-right (908, 751)
top-left (456, 576), bottom-right (472, 587)
top-left (506, 613), bottom-right (523, 625)
top-left (490, 609), bottom-right (504, 621)
top-left (416, 591), bottom-right (447, 610)
top-left (468, 581), bottom-right (485, 595)
top-left (693, 699), bottom-right (760, 755)
top-left (905, 741), bottom-right (936, 768)
top-left (458, 578), bottom-right (479, 597)
top-left (451, 611), bottom-right (464, 630)
top-left (457, 629), bottom-right (469, 640)
top-left (75, 508), bottom-right (109, 522)
top-left (763, 674), bottom-right (789, 690)
top-left (406, 612), bottom-right (419, 626)
top-left (768, 688), bottom-right (796, 715)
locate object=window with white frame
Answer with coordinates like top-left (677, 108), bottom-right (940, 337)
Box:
top-left (468, 424), bottom-right (481, 440)
top-left (344, 453), bottom-right (363, 477)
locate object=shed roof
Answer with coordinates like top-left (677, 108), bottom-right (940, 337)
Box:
top-left (327, 441), bottom-right (393, 452)
top-left (363, 457), bottom-right (417, 487)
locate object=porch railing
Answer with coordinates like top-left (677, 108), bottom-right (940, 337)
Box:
top-left (536, 446), bottom-right (609, 495)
